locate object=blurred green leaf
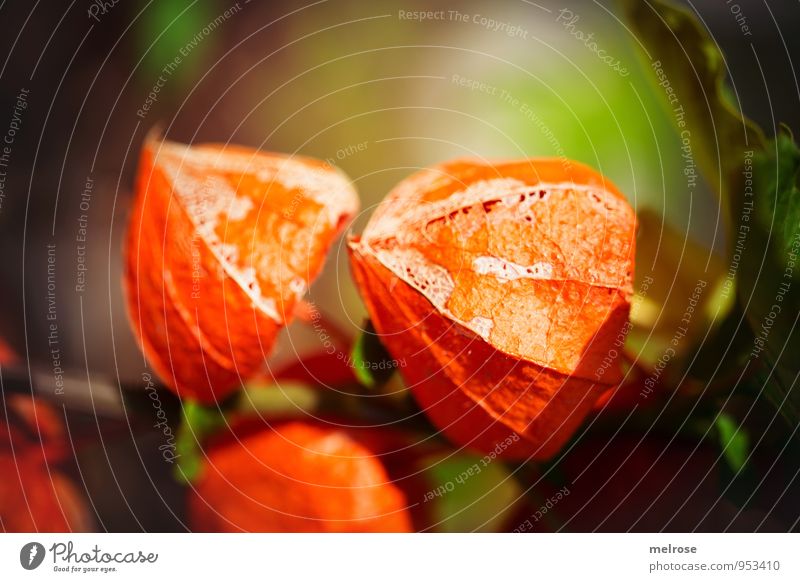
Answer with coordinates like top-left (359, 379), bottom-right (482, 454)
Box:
top-left (174, 382), bottom-right (328, 484)
top-left (621, 0), bottom-right (761, 382)
top-left (757, 352), bottom-right (800, 426)
top-left (236, 381), bottom-right (321, 417)
top-left (137, 1), bottom-right (216, 85)
top-left (350, 320), bottom-right (397, 388)
top-left (621, 0), bottom-right (764, 216)
top-left (715, 412), bottom-right (749, 472)
top-left (174, 400), bottom-right (225, 484)
top-left (623, 0), bottom-right (800, 423)
top-left (736, 128), bottom-right (800, 422)
top-left (422, 453), bottom-right (522, 533)
top-left (714, 409), bottom-right (761, 508)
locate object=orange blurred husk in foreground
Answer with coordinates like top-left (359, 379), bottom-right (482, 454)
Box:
top-left (189, 421), bottom-right (413, 532)
top-left (1, 396), bottom-right (92, 532)
top-left (349, 158), bottom-right (636, 460)
top-left (123, 135), bottom-right (358, 403)
top-left (0, 337), bottom-right (18, 367)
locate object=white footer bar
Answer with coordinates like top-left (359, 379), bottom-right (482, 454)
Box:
top-left (0, 533), bottom-right (795, 580)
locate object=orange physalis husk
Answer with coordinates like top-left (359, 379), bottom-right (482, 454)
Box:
top-left (124, 135), bottom-right (358, 403)
top-left (189, 421), bottom-right (413, 532)
top-left (349, 158), bottom-right (636, 460)
top-left (0, 454), bottom-right (91, 532)
top-left (1, 396), bottom-right (92, 532)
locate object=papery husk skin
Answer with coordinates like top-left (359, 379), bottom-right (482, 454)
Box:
top-left (189, 421), bottom-right (413, 532)
top-left (349, 158), bottom-right (636, 460)
top-left (124, 137), bottom-right (357, 403)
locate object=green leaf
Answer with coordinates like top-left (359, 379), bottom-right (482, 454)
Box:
top-left (235, 381), bottom-right (321, 417)
top-left (751, 333), bottom-right (800, 426)
top-left (136, 1), bottom-right (218, 86)
top-left (715, 412), bottom-right (749, 472)
top-left (623, 0), bottom-right (800, 422)
top-left (420, 453), bottom-right (523, 533)
top-left (714, 410), bottom-right (761, 508)
top-left (735, 128), bottom-right (800, 421)
top-left (173, 383), bottom-right (325, 484)
top-left (174, 401), bottom-right (225, 484)
top-left (746, 128), bottom-right (800, 260)
top-left (621, 0), bottom-right (765, 213)
top-left (350, 320), bottom-right (398, 388)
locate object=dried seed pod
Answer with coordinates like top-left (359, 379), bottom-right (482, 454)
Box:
top-left (349, 158), bottom-right (636, 460)
top-left (124, 136), bottom-right (358, 403)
